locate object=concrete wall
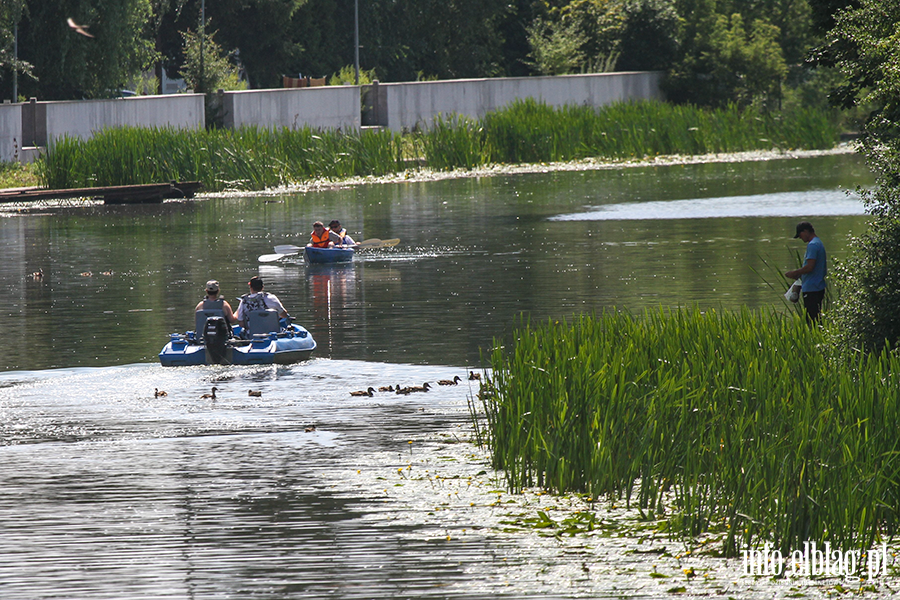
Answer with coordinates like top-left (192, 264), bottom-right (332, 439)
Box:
top-left (370, 71), bottom-right (664, 132)
top-left (2, 73), bottom-right (664, 164)
top-left (40, 94), bottom-right (204, 145)
top-left (223, 86), bottom-right (361, 131)
top-left (0, 103), bottom-right (23, 163)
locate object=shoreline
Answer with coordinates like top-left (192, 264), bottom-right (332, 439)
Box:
top-left (203, 144), bottom-right (860, 198)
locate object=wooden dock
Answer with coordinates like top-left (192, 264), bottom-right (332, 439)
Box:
top-left (0, 181), bottom-right (202, 205)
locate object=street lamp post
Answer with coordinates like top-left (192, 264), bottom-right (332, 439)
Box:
top-left (199, 0), bottom-right (205, 93)
top-left (354, 0), bottom-right (359, 85)
top-left (12, 23), bottom-right (17, 102)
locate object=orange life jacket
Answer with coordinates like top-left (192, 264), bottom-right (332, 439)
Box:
top-left (310, 228), bottom-right (331, 248)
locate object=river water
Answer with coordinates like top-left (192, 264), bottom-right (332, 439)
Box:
top-left (0, 152), bottom-right (885, 598)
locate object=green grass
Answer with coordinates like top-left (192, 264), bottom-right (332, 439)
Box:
top-left (32, 100), bottom-right (840, 192)
top-left (475, 308), bottom-right (900, 557)
top-left (0, 161), bottom-right (39, 188)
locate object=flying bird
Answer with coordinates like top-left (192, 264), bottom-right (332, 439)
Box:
top-left (67, 18), bottom-right (94, 38)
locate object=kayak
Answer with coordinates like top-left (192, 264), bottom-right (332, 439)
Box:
top-left (304, 246), bottom-right (354, 264)
top-left (159, 311), bottom-right (316, 366)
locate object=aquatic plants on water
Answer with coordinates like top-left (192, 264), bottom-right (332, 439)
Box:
top-left (474, 308), bottom-right (900, 557)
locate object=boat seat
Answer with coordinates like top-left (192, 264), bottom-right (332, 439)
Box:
top-left (246, 308), bottom-right (280, 335)
top-left (195, 309), bottom-right (226, 335)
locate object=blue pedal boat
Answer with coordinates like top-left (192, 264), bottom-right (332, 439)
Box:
top-left (159, 308), bottom-right (316, 366)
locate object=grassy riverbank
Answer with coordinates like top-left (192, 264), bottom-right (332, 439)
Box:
top-left (474, 308), bottom-right (900, 557)
top-left (33, 99), bottom-right (840, 192)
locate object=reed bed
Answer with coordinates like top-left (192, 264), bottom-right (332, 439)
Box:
top-left (476, 308), bottom-right (900, 557)
top-left (36, 100), bottom-right (838, 191)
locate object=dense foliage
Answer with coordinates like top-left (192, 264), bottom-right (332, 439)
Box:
top-left (816, 0), bottom-right (900, 353)
top-left (0, 0), bottom-right (860, 112)
top-left (477, 309), bottom-right (900, 557)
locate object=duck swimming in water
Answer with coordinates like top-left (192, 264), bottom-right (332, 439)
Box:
top-left (248, 389), bottom-right (262, 397)
top-left (200, 387), bottom-right (218, 399)
top-left (438, 376), bottom-right (461, 386)
top-left (154, 388), bottom-right (167, 398)
top-left (350, 387), bottom-right (375, 397)
top-left (378, 385), bottom-right (394, 392)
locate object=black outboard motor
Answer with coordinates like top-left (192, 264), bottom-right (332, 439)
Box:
top-left (203, 317), bottom-right (230, 364)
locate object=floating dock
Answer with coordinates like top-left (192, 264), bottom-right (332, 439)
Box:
top-left (0, 181), bottom-right (202, 205)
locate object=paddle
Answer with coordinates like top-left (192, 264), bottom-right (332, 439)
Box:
top-left (356, 238), bottom-right (401, 249)
top-left (258, 252), bottom-right (292, 262)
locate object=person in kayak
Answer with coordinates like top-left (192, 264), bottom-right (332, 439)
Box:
top-left (236, 276), bottom-right (290, 329)
top-left (308, 221), bottom-right (334, 248)
top-left (194, 280), bottom-right (238, 324)
top-left (328, 220), bottom-right (357, 247)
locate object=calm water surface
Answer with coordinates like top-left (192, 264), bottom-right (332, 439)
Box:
top-left (0, 153), bottom-right (877, 598)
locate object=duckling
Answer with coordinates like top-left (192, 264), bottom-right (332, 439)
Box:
top-left (468, 372), bottom-right (481, 380)
top-left (304, 424), bottom-right (317, 433)
top-left (29, 268), bottom-right (43, 280)
top-left (100, 270), bottom-right (114, 276)
top-left (378, 385), bottom-right (394, 392)
top-left (248, 389), bottom-right (262, 397)
top-left (79, 271), bottom-right (93, 277)
top-left (437, 376), bottom-right (462, 386)
top-left (200, 386), bottom-right (218, 399)
top-left (396, 385), bottom-right (412, 395)
top-left (349, 387), bottom-right (375, 397)
top-left (407, 382), bottom-right (431, 393)
top-left (154, 388), bottom-right (167, 398)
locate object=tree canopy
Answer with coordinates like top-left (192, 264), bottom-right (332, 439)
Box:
top-left (0, 0), bottom-right (865, 114)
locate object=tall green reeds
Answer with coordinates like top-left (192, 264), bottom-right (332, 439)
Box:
top-left (37, 125), bottom-right (404, 192)
top-left (37, 100), bottom-right (839, 192)
top-left (477, 308), bottom-right (900, 557)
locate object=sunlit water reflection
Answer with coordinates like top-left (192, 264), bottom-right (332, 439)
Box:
top-left (0, 153), bottom-right (887, 598)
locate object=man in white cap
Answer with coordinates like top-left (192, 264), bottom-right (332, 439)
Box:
top-left (194, 280), bottom-right (238, 324)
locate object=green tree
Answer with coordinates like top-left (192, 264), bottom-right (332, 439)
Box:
top-left (615, 0), bottom-right (680, 72)
top-left (525, 17), bottom-right (587, 75)
top-left (16, 0), bottom-right (156, 99)
top-left (816, 0), bottom-right (900, 352)
top-left (0, 0), bottom-right (32, 98)
top-left (179, 28), bottom-right (246, 93)
top-left (666, 7), bottom-right (787, 108)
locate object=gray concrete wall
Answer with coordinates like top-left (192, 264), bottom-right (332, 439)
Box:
top-left (42, 94), bottom-right (204, 144)
top-left (374, 71), bottom-right (664, 131)
top-left (3, 73), bottom-right (664, 164)
top-left (0, 103), bottom-right (23, 163)
top-left (223, 86), bottom-right (361, 130)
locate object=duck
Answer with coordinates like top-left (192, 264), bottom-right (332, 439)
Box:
top-left (154, 388), bottom-right (167, 398)
top-left (79, 271), bottom-right (92, 277)
top-left (350, 387), bottom-right (375, 397)
top-left (100, 270), bottom-right (114, 276)
top-left (437, 376), bottom-right (462, 386)
top-left (395, 384), bottom-right (411, 395)
top-left (468, 372), bottom-right (481, 380)
top-left (378, 385), bottom-right (394, 392)
top-left (304, 424), bottom-right (317, 433)
top-left (248, 389), bottom-right (262, 397)
top-left (200, 386), bottom-right (218, 399)
top-left (29, 268), bottom-right (43, 280)
top-left (406, 382), bottom-right (431, 393)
